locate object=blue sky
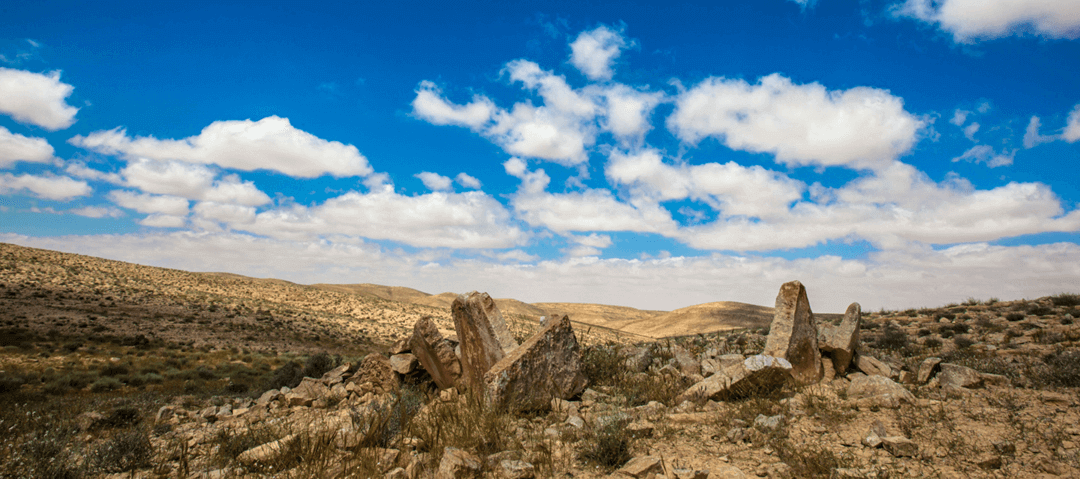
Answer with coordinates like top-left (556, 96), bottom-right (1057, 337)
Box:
top-left (2, 0), bottom-right (1079, 312)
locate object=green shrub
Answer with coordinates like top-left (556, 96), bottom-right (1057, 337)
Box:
top-left (300, 352), bottom-right (338, 379)
top-left (1005, 312), bottom-right (1025, 321)
top-left (876, 323), bottom-right (909, 351)
top-left (264, 360), bottom-right (303, 390)
top-left (89, 377), bottom-right (123, 393)
top-left (954, 336), bottom-right (976, 350)
top-left (1050, 293), bottom-right (1080, 307)
top-left (581, 343), bottom-right (625, 387)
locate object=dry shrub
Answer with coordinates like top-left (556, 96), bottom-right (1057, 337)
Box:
top-left (89, 429), bottom-right (153, 473)
top-left (409, 390), bottom-right (519, 468)
top-left (578, 419), bottom-right (633, 471)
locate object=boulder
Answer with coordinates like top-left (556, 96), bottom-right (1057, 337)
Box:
top-left (452, 291), bottom-right (518, 393)
top-left (390, 353), bottom-right (419, 375)
top-left (410, 316), bottom-right (462, 390)
top-left (623, 345), bottom-right (653, 373)
top-left (257, 388), bottom-right (283, 406)
top-left (485, 314), bottom-right (588, 410)
top-left (291, 377), bottom-right (330, 400)
top-left (854, 353), bottom-right (892, 378)
top-left (763, 280), bottom-right (823, 384)
top-left (437, 447), bottom-right (481, 479)
top-left (881, 436), bottom-right (918, 457)
top-left (321, 363), bottom-right (353, 385)
top-left (673, 345), bottom-right (701, 376)
top-left (678, 354), bottom-right (792, 403)
top-left (847, 375), bottom-right (915, 408)
top-left (817, 302), bottom-right (862, 374)
top-left (348, 353), bottom-right (398, 394)
top-left (916, 357), bottom-right (941, 384)
top-left (939, 363), bottom-right (982, 389)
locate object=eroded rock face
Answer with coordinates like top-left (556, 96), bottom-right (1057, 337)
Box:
top-left (410, 316), bottom-right (462, 390)
top-left (763, 280), bottom-right (823, 385)
top-left (678, 354), bottom-right (792, 402)
top-left (485, 314), bottom-right (588, 410)
top-left (452, 291), bottom-right (518, 393)
top-left (818, 302), bottom-right (862, 374)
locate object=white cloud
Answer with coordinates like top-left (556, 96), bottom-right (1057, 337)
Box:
top-left (119, 159), bottom-right (270, 206)
top-left (69, 116), bottom-right (372, 178)
top-left (894, 0), bottom-right (1080, 42)
top-left (64, 162), bottom-right (123, 184)
top-left (415, 171), bottom-right (453, 191)
top-left (569, 25), bottom-right (630, 81)
top-left (950, 109), bottom-right (969, 126)
top-left (963, 122), bottom-right (980, 141)
top-left (1023, 116), bottom-right (1055, 148)
top-left (570, 233), bottom-right (613, 248)
top-left (411, 81), bottom-right (496, 129)
top-left (139, 214), bottom-right (187, 228)
top-left (6, 231), bottom-right (1080, 313)
top-left (455, 172), bottom-right (482, 189)
top-left (595, 84), bottom-right (664, 145)
top-left (108, 190), bottom-right (190, 216)
top-left (70, 206), bottom-right (124, 218)
top-left (952, 144), bottom-right (1015, 167)
top-left (240, 189), bottom-right (526, 249)
top-left (0, 173), bottom-right (90, 200)
top-left (668, 73), bottom-right (924, 171)
top-left (0, 126), bottom-right (53, 168)
top-left (606, 149), bottom-right (805, 219)
top-left (193, 201), bottom-right (258, 226)
top-left (1064, 104), bottom-right (1080, 142)
top-left (0, 68), bottom-right (79, 130)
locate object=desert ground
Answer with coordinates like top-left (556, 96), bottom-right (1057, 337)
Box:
top-left (1, 241), bottom-right (1078, 478)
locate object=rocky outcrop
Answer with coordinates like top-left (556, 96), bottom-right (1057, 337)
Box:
top-left (452, 291), bottom-right (518, 393)
top-left (678, 354), bottom-right (792, 402)
top-left (437, 447), bottom-right (482, 479)
top-left (818, 302), bottom-right (861, 374)
top-left (347, 353), bottom-right (398, 395)
top-left (485, 314), bottom-right (588, 410)
top-left (410, 316), bottom-right (462, 390)
top-left (763, 280), bottom-right (823, 385)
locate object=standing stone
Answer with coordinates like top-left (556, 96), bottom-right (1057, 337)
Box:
top-left (452, 291), bottom-right (518, 393)
top-left (485, 314), bottom-right (588, 410)
top-left (410, 316), bottom-right (462, 390)
top-left (817, 302), bottom-right (862, 374)
top-left (763, 280), bottom-right (823, 385)
top-left (916, 357), bottom-right (942, 384)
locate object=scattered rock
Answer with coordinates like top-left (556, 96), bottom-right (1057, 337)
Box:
top-left (881, 436), bottom-right (918, 457)
top-left (679, 354), bottom-right (792, 402)
top-left (854, 353), bottom-right (892, 378)
top-left (437, 447), bottom-right (482, 479)
top-left (257, 388), bottom-right (283, 406)
top-left (485, 314), bottom-right (587, 410)
top-left (711, 464), bottom-right (749, 478)
top-left (847, 375), bottom-right (915, 408)
top-left (292, 377), bottom-right (330, 400)
top-left (452, 291), bottom-right (518, 393)
top-left (763, 280), bottom-right (823, 385)
top-left (390, 353), bottom-right (419, 375)
top-left (617, 455), bottom-right (662, 478)
top-left (410, 316), bottom-right (463, 390)
top-left (348, 353), bottom-right (399, 394)
top-left (497, 459), bottom-right (535, 479)
top-left (237, 434), bottom-right (297, 466)
top-left (939, 363), bottom-right (982, 389)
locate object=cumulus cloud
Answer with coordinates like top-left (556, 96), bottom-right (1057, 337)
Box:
top-left (952, 144), bottom-right (1015, 167)
top-left (595, 84), bottom-right (664, 145)
top-left (0, 173), bottom-right (91, 200)
top-left (1023, 116), bottom-right (1055, 148)
top-left (0, 126), bottom-right (54, 168)
top-left (0, 68), bottom-right (79, 130)
top-left (139, 214), bottom-right (187, 228)
top-left (239, 189), bottom-right (526, 249)
top-left (668, 74), bottom-right (924, 171)
top-left (569, 25), bottom-right (630, 81)
top-left (120, 159), bottom-right (270, 206)
top-left (1065, 104), bottom-right (1080, 142)
top-left (415, 171), bottom-right (453, 191)
top-left (108, 190), bottom-right (190, 216)
top-left (455, 172), bottom-right (482, 189)
top-left (895, 0), bottom-right (1080, 42)
top-left (193, 201), bottom-right (258, 226)
top-left (69, 116), bottom-right (371, 178)
top-left (606, 149), bottom-right (804, 219)
top-left (70, 206), bottom-right (124, 218)
top-left (411, 81), bottom-right (496, 129)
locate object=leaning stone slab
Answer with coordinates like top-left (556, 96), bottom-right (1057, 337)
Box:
top-left (485, 314), bottom-right (588, 411)
top-left (763, 280), bottom-right (823, 385)
top-left (410, 316), bottom-right (462, 390)
top-left (917, 357), bottom-right (942, 384)
top-left (817, 302), bottom-right (862, 374)
top-left (881, 436), bottom-right (919, 457)
top-left (237, 434), bottom-right (297, 466)
top-left (677, 354), bottom-right (792, 403)
top-left (452, 291), bottom-right (518, 393)
top-left (291, 377), bottom-right (330, 400)
top-left (855, 353), bottom-right (892, 378)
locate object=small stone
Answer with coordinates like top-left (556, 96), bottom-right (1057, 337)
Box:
top-left (390, 353), bottom-right (419, 375)
top-left (855, 354), bottom-right (892, 378)
top-left (617, 456), bottom-right (662, 478)
top-left (237, 434), bottom-right (297, 466)
top-left (939, 363), bottom-right (982, 389)
top-left (626, 421), bottom-right (654, 438)
top-left (881, 436), bottom-right (918, 457)
top-left (437, 447), bottom-right (481, 479)
top-left (847, 375), bottom-right (914, 409)
top-left (566, 415), bottom-right (585, 428)
top-left (916, 357), bottom-right (941, 384)
top-left (497, 459), bottom-right (535, 479)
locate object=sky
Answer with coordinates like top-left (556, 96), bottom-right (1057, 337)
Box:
top-left (2, 0), bottom-right (1079, 312)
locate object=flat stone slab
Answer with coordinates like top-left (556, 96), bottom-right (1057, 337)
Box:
top-left (485, 314), bottom-right (587, 410)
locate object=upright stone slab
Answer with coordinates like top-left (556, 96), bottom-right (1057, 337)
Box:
top-left (485, 314), bottom-right (588, 410)
top-left (409, 316), bottom-right (462, 390)
top-left (817, 302), bottom-right (862, 374)
top-left (763, 280), bottom-right (823, 385)
top-left (452, 291), bottom-right (518, 393)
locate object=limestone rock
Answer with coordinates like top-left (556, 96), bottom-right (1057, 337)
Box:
top-left (257, 388), bottom-right (282, 406)
top-left (817, 302), bottom-right (862, 374)
top-left (673, 345), bottom-right (701, 376)
top-left (711, 464), bottom-right (748, 478)
top-left (672, 468), bottom-right (710, 479)
top-left (437, 447), bottom-right (481, 479)
top-left (452, 291), bottom-right (518, 393)
top-left (847, 375), bottom-right (915, 408)
top-left (485, 314), bottom-right (587, 410)
top-left (678, 354), bottom-right (792, 402)
top-left (617, 456), bottom-right (662, 478)
top-left (763, 280), bottom-right (823, 384)
top-left (881, 436), bottom-right (918, 457)
top-left (854, 353), bottom-right (892, 378)
top-left (292, 377), bottom-right (330, 400)
top-left (939, 363), bottom-right (982, 389)
top-left (410, 316), bottom-right (462, 390)
top-left (624, 345), bottom-right (654, 373)
top-left (390, 353), bottom-right (419, 375)
top-left (322, 363), bottom-right (353, 385)
top-left (348, 353), bottom-right (399, 394)
top-left (916, 357), bottom-right (941, 384)
top-left (389, 338), bottom-right (412, 355)
top-left (237, 434), bottom-right (297, 466)
top-left (497, 459), bottom-right (535, 479)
